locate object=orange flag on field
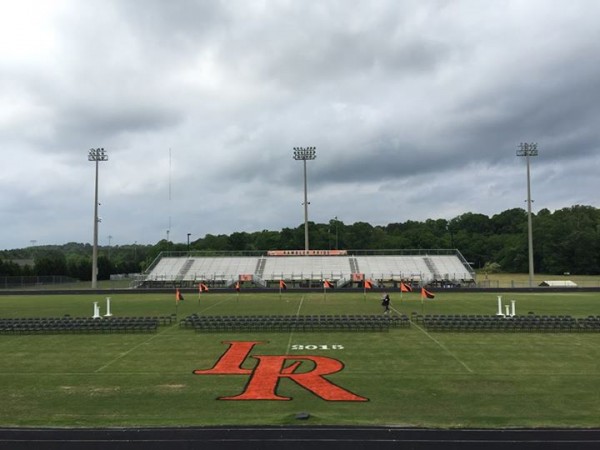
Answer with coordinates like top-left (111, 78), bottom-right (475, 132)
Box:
top-left (421, 287), bottom-right (435, 299)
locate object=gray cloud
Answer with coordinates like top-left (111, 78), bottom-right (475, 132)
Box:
top-left (1, 0), bottom-right (599, 249)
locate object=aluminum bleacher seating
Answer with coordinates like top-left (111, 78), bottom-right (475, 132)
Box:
top-left (261, 256), bottom-right (352, 281)
top-left (142, 253), bottom-right (474, 287)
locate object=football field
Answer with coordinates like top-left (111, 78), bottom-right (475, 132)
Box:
top-left (0, 290), bottom-right (599, 428)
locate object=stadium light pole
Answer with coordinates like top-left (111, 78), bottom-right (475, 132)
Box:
top-left (517, 142), bottom-right (538, 288)
top-left (335, 216), bottom-right (339, 250)
top-left (293, 147), bottom-right (317, 253)
top-left (187, 233), bottom-right (191, 255)
top-left (88, 148), bottom-right (108, 289)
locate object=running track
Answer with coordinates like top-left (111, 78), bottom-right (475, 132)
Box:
top-left (1, 427), bottom-right (599, 449)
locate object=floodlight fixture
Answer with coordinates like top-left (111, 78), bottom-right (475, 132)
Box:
top-left (516, 142), bottom-right (538, 287)
top-left (293, 147), bottom-right (317, 160)
top-left (293, 147), bottom-right (317, 252)
top-left (88, 147), bottom-right (109, 162)
top-left (88, 148), bottom-right (108, 289)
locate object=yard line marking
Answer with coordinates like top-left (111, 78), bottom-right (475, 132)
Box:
top-left (197, 295), bottom-right (236, 314)
top-left (395, 307), bottom-right (474, 374)
top-left (94, 324), bottom-right (178, 373)
top-left (412, 321), bottom-right (474, 373)
top-left (285, 295), bottom-right (305, 355)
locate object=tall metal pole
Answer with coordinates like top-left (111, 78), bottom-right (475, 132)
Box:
top-left (88, 148), bottom-right (108, 289)
top-left (92, 157), bottom-right (100, 287)
top-left (293, 147), bottom-right (316, 253)
top-left (302, 158), bottom-right (309, 251)
top-left (334, 216), bottom-right (339, 250)
top-left (525, 151), bottom-right (534, 287)
top-left (517, 142), bottom-right (538, 287)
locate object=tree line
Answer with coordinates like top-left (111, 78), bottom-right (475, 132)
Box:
top-left (1, 205), bottom-right (598, 280)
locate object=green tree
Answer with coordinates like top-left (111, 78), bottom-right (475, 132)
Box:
top-left (97, 255), bottom-right (113, 280)
top-left (252, 230), bottom-right (280, 250)
top-left (279, 226), bottom-right (304, 250)
top-left (3, 204), bottom-right (599, 279)
top-left (66, 254), bottom-right (91, 280)
top-left (0, 258), bottom-right (22, 276)
top-left (490, 208), bottom-right (527, 234)
top-left (344, 222), bottom-right (374, 249)
top-left (196, 234), bottom-right (230, 251)
top-left (228, 232), bottom-right (251, 251)
top-left (34, 250), bottom-right (67, 276)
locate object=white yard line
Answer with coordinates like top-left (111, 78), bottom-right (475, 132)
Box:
top-left (197, 295), bottom-right (235, 314)
top-left (95, 295), bottom-right (236, 373)
top-left (392, 306), bottom-right (474, 374)
top-left (94, 325), bottom-right (176, 373)
top-left (95, 296), bottom-right (236, 373)
top-left (285, 295), bottom-right (305, 354)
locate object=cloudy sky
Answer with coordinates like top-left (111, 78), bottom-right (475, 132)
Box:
top-left (1, 0), bottom-right (599, 250)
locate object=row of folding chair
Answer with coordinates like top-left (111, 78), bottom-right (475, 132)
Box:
top-left (578, 316), bottom-right (600, 331)
top-left (180, 314), bottom-right (409, 332)
top-left (0, 316), bottom-right (159, 334)
top-left (412, 313), bottom-right (496, 325)
top-left (418, 314), bottom-right (600, 333)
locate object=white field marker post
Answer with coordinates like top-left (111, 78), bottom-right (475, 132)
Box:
top-left (497, 296), bottom-right (504, 316)
top-left (505, 305), bottom-right (510, 317)
top-left (511, 300), bottom-right (516, 317)
top-left (104, 297), bottom-right (112, 317)
top-left (93, 301), bottom-right (101, 319)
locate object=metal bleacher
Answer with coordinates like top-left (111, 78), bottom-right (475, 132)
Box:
top-left (185, 257), bottom-right (259, 282)
top-left (355, 256), bottom-right (431, 283)
top-left (139, 251), bottom-right (474, 288)
top-left (428, 255), bottom-right (474, 283)
top-left (261, 256), bottom-right (352, 282)
top-left (145, 257), bottom-right (189, 282)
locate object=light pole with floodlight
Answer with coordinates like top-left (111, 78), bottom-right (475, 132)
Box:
top-left (517, 142), bottom-right (538, 288)
top-left (293, 147), bottom-right (316, 253)
top-left (88, 148), bottom-right (108, 289)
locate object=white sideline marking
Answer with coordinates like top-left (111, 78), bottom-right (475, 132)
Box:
top-left (392, 306), bottom-right (474, 374)
top-left (285, 295), bottom-right (305, 355)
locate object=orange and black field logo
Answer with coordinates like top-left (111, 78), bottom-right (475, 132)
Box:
top-left (193, 341), bottom-right (368, 402)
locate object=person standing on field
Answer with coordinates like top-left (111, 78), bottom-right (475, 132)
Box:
top-left (381, 292), bottom-right (391, 315)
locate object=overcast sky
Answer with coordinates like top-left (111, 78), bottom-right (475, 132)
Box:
top-left (1, 0), bottom-right (599, 250)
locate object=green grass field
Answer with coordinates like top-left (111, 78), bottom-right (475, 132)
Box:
top-left (1, 290), bottom-right (599, 428)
